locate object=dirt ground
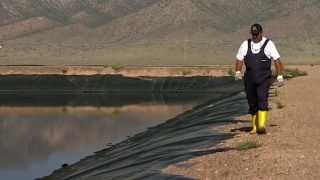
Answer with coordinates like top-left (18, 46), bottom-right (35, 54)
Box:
top-left (164, 65), bottom-right (320, 180)
top-left (0, 65), bottom-right (230, 77)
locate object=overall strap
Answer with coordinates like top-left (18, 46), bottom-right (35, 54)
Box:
top-left (247, 39), bottom-right (251, 51)
top-left (261, 39), bottom-right (270, 51)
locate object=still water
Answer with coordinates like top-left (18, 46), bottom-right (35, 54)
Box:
top-left (0, 93), bottom-right (216, 180)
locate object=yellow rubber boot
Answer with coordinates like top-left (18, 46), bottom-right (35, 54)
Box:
top-left (249, 113), bottom-right (257, 134)
top-left (257, 111), bottom-right (268, 134)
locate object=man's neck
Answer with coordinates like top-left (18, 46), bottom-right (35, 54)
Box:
top-left (252, 37), bottom-right (264, 43)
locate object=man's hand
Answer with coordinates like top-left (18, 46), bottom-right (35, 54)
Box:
top-left (277, 75), bottom-right (284, 83)
top-left (234, 71), bottom-right (242, 80)
top-left (276, 74), bottom-right (284, 86)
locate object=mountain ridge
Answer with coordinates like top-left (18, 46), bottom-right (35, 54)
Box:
top-left (0, 0), bottom-right (320, 65)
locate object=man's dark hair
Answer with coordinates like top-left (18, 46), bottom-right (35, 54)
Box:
top-left (251, 23), bottom-right (263, 35)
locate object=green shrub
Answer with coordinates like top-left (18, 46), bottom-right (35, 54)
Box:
top-left (111, 64), bottom-right (123, 71)
top-left (111, 110), bottom-right (121, 117)
top-left (284, 68), bottom-right (307, 79)
top-left (182, 70), bottom-right (192, 76)
top-left (228, 68), bottom-right (235, 76)
top-left (236, 140), bottom-right (261, 151)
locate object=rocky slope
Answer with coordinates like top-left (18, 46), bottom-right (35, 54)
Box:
top-left (0, 0), bottom-right (319, 65)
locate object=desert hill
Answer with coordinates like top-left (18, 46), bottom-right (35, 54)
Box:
top-left (0, 0), bottom-right (319, 65)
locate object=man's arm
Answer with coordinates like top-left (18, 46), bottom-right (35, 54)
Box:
top-left (274, 59), bottom-right (284, 83)
top-left (234, 40), bottom-right (246, 80)
top-left (234, 60), bottom-right (243, 80)
top-left (235, 60), bottom-right (243, 72)
top-left (274, 59), bottom-right (284, 76)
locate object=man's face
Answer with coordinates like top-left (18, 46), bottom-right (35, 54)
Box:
top-left (251, 31), bottom-right (262, 42)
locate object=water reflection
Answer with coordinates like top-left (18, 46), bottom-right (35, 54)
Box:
top-left (0, 75), bottom-right (244, 180)
top-left (0, 93), bottom-right (216, 180)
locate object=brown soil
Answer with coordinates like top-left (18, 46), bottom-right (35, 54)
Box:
top-left (0, 65), bottom-right (231, 77)
top-left (164, 65), bottom-right (320, 180)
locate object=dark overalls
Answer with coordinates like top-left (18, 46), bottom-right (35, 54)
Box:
top-left (244, 39), bottom-right (272, 115)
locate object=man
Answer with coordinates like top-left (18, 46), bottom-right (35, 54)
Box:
top-left (234, 23), bottom-right (284, 134)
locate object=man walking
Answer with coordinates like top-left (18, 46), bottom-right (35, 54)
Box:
top-left (234, 23), bottom-right (284, 134)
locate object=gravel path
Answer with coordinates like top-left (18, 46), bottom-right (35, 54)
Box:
top-left (164, 65), bottom-right (320, 180)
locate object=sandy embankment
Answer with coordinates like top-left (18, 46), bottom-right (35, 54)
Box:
top-left (0, 66), bottom-right (230, 77)
top-left (165, 65), bottom-right (320, 180)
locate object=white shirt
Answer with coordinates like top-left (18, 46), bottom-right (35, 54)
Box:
top-left (236, 37), bottom-right (280, 61)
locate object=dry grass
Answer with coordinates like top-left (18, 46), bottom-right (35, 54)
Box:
top-left (236, 140), bottom-right (261, 151)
